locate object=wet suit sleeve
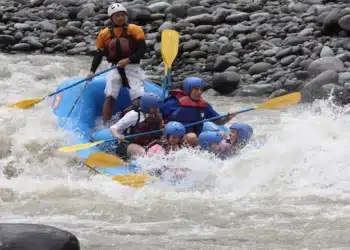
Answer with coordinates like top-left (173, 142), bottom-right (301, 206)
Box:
top-left (128, 25), bottom-right (146, 63)
top-left (89, 50), bottom-right (103, 73)
top-left (205, 104), bottom-right (220, 118)
top-left (161, 98), bottom-right (179, 118)
top-left (89, 30), bottom-right (107, 73)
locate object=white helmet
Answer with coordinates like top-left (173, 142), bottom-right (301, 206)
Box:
top-left (107, 3), bottom-right (127, 17)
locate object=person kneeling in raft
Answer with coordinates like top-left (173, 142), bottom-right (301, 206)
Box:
top-left (202, 122), bottom-right (253, 159)
top-left (146, 121), bottom-right (186, 155)
top-left (198, 130), bottom-right (231, 160)
top-left (223, 123), bottom-right (253, 157)
top-left (198, 124), bottom-right (254, 160)
top-left (161, 77), bottom-right (236, 146)
top-left (91, 93), bottom-right (164, 160)
top-left (144, 121), bottom-right (191, 179)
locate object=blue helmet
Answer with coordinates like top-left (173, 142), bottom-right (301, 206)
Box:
top-left (202, 121), bottom-right (220, 132)
top-left (140, 93), bottom-right (164, 113)
top-left (198, 130), bottom-right (223, 150)
top-left (164, 121), bottom-right (186, 137)
top-left (183, 77), bottom-right (205, 95)
top-left (229, 123), bottom-right (253, 148)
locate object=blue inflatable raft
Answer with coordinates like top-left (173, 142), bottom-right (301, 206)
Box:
top-left (52, 72), bottom-right (230, 181)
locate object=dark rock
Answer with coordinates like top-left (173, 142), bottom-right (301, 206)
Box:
top-left (302, 70), bottom-right (339, 102)
top-left (194, 25), bottom-right (214, 33)
top-left (148, 2), bottom-right (171, 13)
top-left (232, 23), bottom-right (255, 34)
top-left (284, 79), bottom-right (303, 91)
top-left (67, 47), bottom-right (87, 55)
top-left (77, 4), bottom-right (96, 21)
top-left (339, 72), bottom-right (350, 85)
top-left (128, 7), bottom-right (152, 23)
top-left (166, 4), bottom-right (189, 18)
top-left (226, 12), bottom-right (249, 23)
top-left (295, 71), bottom-right (309, 80)
top-left (189, 50), bottom-right (207, 58)
top-left (0, 35), bottom-right (17, 45)
top-left (212, 71), bottom-right (241, 94)
top-left (214, 55), bottom-right (241, 72)
top-left (11, 43), bottom-right (31, 51)
top-left (14, 32), bottom-right (24, 40)
top-left (22, 37), bottom-right (44, 49)
top-left (338, 14), bottom-right (350, 32)
top-left (187, 6), bottom-right (210, 17)
top-left (307, 57), bottom-right (345, 77)
top-left (218, 43), bottom-right (233, 55)
top-left (322, 9), bottom-right (342, 35)
top-left (186, 13), bottom-right (215, 25)
top-left (236, 84), bottom-right (275, 97)
top-left (0, 223), bottom-right (80, 250)
top-left (56, 26), bottom-right (84, 37)
top-left (280, 55), bottom-right (297, 66)
top-left (182, 40), bottom-right (200, 51)
top-left (67, 7), bottom-right (80, 19)
top-left (320, 46), bottom-right (334, 57)
top-left (46, 38), bottom-right (63, 47)
top-left (248, 62), bottom-right (273, 75)
top-left (269, 89), bottom-right (288, 98)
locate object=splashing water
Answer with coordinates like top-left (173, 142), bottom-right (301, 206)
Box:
top-left (1, 53), bottom-right (350, 249)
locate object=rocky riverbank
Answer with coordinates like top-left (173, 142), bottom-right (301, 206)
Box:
top-left (1, 0), bottom-right (350, 103)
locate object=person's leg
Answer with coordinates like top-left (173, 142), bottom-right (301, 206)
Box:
top-left (126, 143), bottom-right (145, 160)
top-left (103, 97), bottom-right (114, 121)
top-left (104, 70), bottom-right (122, 121)
top-left (115, 141), bottom-right (129, 161)
top-left (126, 64), bottom-right (145, 101)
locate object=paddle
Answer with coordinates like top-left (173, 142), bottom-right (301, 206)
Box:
top-left (84, 154), bottom-right (157, 188)
top-left (112, 174), bottom-right (158, 188)
top-left (161, 29), bottom-right (179, 99)
top-left (84, 152), bottom-right (125, 167)
top-left (8, 66), bottom-right (117, 109)
top-left (58, 91), bottom-right (302, 153)
top-left (62, 80), bottom-right (90, 127)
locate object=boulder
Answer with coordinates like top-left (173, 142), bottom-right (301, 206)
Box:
top-left (0, 223), bottom-right (80, 250)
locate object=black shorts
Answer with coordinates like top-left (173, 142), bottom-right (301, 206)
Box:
top-left (115, 140), bottom-right (130, 161)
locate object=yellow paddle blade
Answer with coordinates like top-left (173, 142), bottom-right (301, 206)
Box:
top-left (161, 29), bottom-right (179, 69)
top-left (58, 140), bottom-right (105, 153)
top-left (256, 92), bottom-right (301, 110)
top-left (112, 174), bottom-right (158, 188)
top-left (8, 98), bottom-right (42, 109)
top-left (85, 152), bottom-right (124, 167)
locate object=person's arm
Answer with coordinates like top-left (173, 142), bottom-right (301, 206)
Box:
top-left (129, 39), bottom-right (146, 63)
top-left (129, 25), bottom-right (146, 63)
top-left (161, 98), bottom-right (178, 118)
top-left (88, 31), bottom-right (106, 75)
top-left (214, 112), bottom-right (235, 125)
top-left (89, 50), bottom-right (103, 75)
top-left (205, 104), bottom-right (235, 125)
top-left (110, 111), bottom-right (140, 137)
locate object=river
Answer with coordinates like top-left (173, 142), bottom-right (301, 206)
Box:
top-left (1, 53), bottom-right (350, 249)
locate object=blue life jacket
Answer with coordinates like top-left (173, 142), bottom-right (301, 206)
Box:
top-left (164, 90), bottom-right (208, 135)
